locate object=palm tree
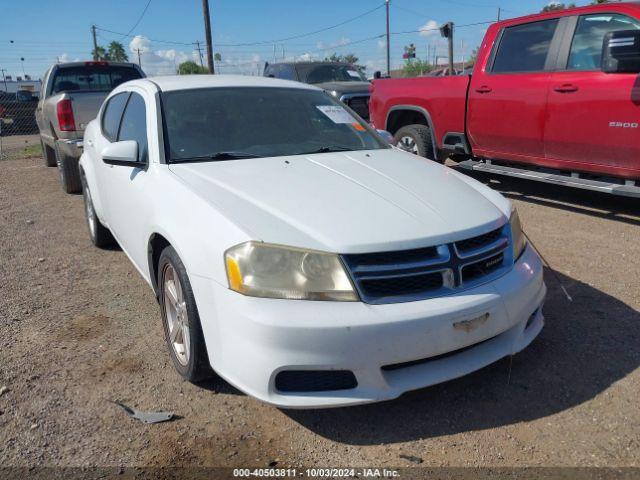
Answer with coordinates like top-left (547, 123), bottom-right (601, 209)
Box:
top-left (92, 46), bottom-right (108, 61)
top-left (107, 42), bottom-right (128, 62)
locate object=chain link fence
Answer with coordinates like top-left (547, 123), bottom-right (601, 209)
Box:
top-left (0, 92), bottom-right (40, 160)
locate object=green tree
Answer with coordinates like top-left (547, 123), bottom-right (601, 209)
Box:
top-left (92, 46), bottom-right (108, 61)
top-left (107, 41), bottom-right (128, 62)
top-left (178, 60), bottom-right (208, 75)
top-left (467, 46), bottom-right (479, 66)
top-left (401, 59), bottom-right (433, 78)
top-left (540, 2), bottom-right (576, 12)
top-left (324, 53), bottom-right (359, 65)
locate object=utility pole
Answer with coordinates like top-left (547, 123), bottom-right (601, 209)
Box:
top-left (135, 48), bottom-right (142, 68)
top-left (201, 0), bottom-right (215, 73)
top-left (195, 41), bottom-right (205, 68)
top-left (447, 22), bottom-right (454, 75)
top-left (0, 68), bottom-right (7, 92)
top-left (385, 0), bottom-right (391, 76)
top-left (497, 7), bottom-right (501, 21)
top-left (91, 25), bottom-right (98, 60)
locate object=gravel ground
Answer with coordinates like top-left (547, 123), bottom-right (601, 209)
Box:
top-left (0, 155), bottom-right (639, 474)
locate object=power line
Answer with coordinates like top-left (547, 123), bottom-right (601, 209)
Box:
top-left (94, 26), bottom-right (196, 46)
top-left (123, 0), bottom-right (152, 38)
top-left (216, 3), bottom-right (386, 47)
top-left (390, 20), bottom-right (494, 36)
top-left (394, 0), bottom-right (521, 14)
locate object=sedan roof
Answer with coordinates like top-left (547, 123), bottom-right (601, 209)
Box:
top-left (135, 74), bottom-right (320, 92)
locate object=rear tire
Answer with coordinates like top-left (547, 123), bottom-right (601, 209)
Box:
top-left (80, 174), bottom-right (115, 248)
top-left (41, 139), bottom-right (56, 167)
top-left (158, 246), bottom-right (214, 383)
top-left (394, 124), bottom-right (437, 161)
top-left (55, 143), bottom-right (82, 194)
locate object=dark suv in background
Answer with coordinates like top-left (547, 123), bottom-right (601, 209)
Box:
top-left (264, 61), bottom-right (371, 120)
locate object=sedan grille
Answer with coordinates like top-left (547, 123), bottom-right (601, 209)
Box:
top-left (342, 225), bottom-right (511, 304)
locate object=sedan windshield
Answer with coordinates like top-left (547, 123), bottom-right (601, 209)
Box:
top-left (161, 87), bottom-right (387, 162)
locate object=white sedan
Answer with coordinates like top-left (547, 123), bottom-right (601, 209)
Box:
top-left (79, 75), bottom-right (546, 408)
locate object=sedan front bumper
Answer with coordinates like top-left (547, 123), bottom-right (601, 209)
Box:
top-left (190, 244), bottom-right (545, 408)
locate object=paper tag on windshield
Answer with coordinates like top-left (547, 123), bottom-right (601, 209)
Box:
top-left (316, 105), bottom-right (355, 124)
top-left (347, 70), bottom-right (361, 78)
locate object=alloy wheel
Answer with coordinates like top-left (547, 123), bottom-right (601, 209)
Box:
top-left (83, 187), bottom-right (97, 239)
top-left (397, 136), bottom-right (419, 154)
top-left (163, 263), bottom-right (191, 366)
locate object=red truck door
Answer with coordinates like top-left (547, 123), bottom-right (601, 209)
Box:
top-left (468, 18), bottom-right (563, 162)
top-left (544, 13), bottom-right (640, 177)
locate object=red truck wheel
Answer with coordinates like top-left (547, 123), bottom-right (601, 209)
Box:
top-left (393, 124), bottom-right (436, 161)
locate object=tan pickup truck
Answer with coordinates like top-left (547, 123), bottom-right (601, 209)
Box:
top-left (36, 61), bottom-right (144, 193)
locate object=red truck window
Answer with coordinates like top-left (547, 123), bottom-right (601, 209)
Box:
top-left (492, 19), bottom-right (559, 73)
top-left (567, 14), bottom-right (640, 71)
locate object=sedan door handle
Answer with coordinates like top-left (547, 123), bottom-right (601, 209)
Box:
top-left (475, 85), bottom-right (492, 94)
top-left (554, 84), bottom-right (579, 93)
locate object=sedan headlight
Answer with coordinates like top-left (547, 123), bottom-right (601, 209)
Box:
top-left (510, 206), bottom-right (527, 261)
top-left (225, 242), bottom-right (358, 301)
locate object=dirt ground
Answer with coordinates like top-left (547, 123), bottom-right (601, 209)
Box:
top-left (1, 154), bottom-right (639, 475)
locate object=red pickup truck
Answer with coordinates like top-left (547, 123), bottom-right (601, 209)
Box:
top-left (369, 3), bottom-right (640, 197)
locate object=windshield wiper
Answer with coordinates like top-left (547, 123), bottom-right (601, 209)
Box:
top-left (300, 146), bottom-right (353, 155)
top-left (172, 151), bottom-right (263, 163)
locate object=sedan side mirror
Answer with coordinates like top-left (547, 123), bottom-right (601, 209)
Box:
top-left (101, 140), bottom-right (140, 167)
top-left (602, 30), bottom-right (640, 74)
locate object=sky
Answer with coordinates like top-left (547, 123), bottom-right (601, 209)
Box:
top-left (0, 0), bottom-right (598, 79)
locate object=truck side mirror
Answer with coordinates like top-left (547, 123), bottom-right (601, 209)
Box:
top-left (602, 30), bottom-right (640, 74)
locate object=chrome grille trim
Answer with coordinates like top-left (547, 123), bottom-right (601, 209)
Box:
top-left (342, 224), bottom-right (512, 305)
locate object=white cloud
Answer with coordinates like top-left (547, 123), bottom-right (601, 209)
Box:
top-left (58, 53), bottom-right (80, 63)
top-left (297, 52), bottom-right (316, 62)
top-left (419, 20), bottom-right (440, 37)
top-left (129, 35), bottom-right (151, 54)
top-left (127, 36), bottom-right (201, 75)
top-left (125, 35), bottom-right (265, 75)
top-left (377, 39), bottom-right (387, 50)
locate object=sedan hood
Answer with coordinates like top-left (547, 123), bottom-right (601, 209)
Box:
top-left (168, 149), bottom-right (510, 254)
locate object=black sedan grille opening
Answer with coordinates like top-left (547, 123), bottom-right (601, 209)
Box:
top-left (359, 272), bottom-right (443, 298)
top-left (341, 225), bottom-right (509, 304)
top-left (462, 252), bottom-right (505, 283)
top-left (275, 370), bottom-right (357, 393)
top-left (346, 246), bottom-right (439, 268)
top-left (455, 227), bottom-right (503, 254)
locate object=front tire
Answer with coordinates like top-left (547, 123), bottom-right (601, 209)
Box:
top-left (80, 175), bottom-right (115, 248)
top-left (394, 124), bottom-right (437, 161)
top-left (55, 144), bottom-right (82, 193)
top-left (158, 246), bottom-right (214, 383)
